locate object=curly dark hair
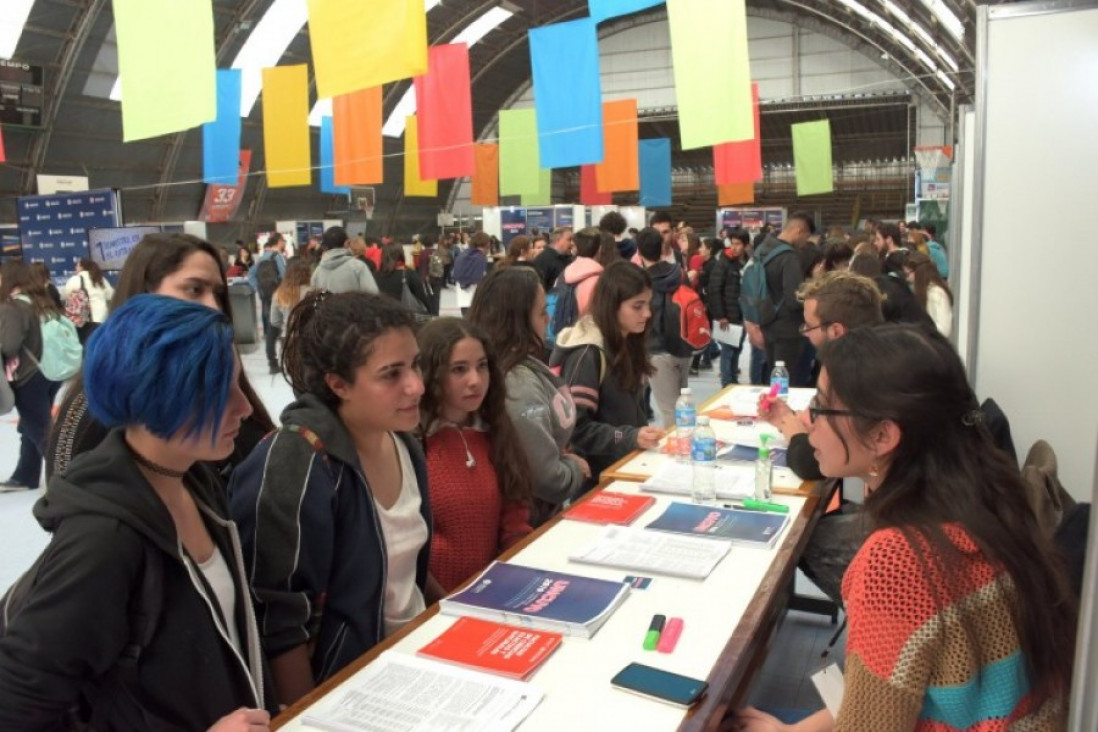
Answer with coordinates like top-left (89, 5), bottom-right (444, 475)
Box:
top-left (416, 317), bottom-right (532, 503)
top-left (282, 291), bottom-right (416, 408)
top-left (467, 267), bottom-right (544, 374)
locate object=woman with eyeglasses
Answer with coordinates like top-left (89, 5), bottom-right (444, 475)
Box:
top-left (736, 324), bottom-right (1075, 732)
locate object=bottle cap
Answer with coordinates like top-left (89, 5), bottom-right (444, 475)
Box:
top-left (680, 387), bottom-right (692, 395)
top-left (775, 361), bottom-right (785, 367)
top-left (697, 416), bottom-right (710, 426)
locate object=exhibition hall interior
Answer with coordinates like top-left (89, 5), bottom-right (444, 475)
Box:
top-left (0, 0), bottom-right (1096, 730)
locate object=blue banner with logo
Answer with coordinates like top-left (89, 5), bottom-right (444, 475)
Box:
top-left (500, 208), bottom-right (527, 247)
top-left (525, 207), bottom-right (554, 235)
top-left (17, 188), bottom-right (121, 284)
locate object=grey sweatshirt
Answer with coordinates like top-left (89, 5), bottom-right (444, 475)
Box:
top-left (310, 249), bottom-right (378, 294)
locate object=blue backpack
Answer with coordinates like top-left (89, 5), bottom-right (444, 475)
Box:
top-left (739, 242), bottom-right (794, 325)
top-left (545, 277), bottom-right (580, 350)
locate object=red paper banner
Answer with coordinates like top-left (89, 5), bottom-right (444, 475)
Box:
top-left (0, 125), bottom-right (6, 163)
top-left (713, 83), bottom-right (762, 185)
top-left (414, 44), bottom-right (474, 180)
top-left (200, 149), bottom-right (251, 223)
top-left (580, 164), bottom-right (611, 205)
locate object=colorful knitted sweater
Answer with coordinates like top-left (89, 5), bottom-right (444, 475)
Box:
top-left (838, 525), bottom-right (1065, 731)
top-left (423, 422), bottom-right (532, 592)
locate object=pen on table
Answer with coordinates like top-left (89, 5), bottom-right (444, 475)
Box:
top-left (643, 614), bottom-right (665, 651)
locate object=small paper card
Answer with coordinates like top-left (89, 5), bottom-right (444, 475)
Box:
top-left (811, 663), bottom-right (845, 719)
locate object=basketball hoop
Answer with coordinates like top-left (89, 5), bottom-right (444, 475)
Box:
top-left (352, 186), bottom-right (376, 220)
top-left (913, 146), bottom-right (952, 179)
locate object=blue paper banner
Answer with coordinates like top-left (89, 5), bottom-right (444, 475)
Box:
top-left (202, 69), bottom-right (242, 185)
top-left (639, 138), bottom-right (672, 207)
top-left (589, 0), bottom-right (664, 24)
top-left (320, 117), bottom-right (351, 196)
top-left (530, 18), bottom-right (603, 169)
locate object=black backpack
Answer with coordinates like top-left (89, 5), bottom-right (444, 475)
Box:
top-left (0, 542), bottom-right (164, 728)
top-left (255, 257), bottom-right (281, 299)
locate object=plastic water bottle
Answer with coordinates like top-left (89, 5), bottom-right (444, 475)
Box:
top-left (691, 416), bottom-right (717, 504)
top-left (674, 387), bottom-right (696, 462)
top-left (770, 361), bottom-right (790, 400)
top-left (754, 434), bottom-right (773, 501)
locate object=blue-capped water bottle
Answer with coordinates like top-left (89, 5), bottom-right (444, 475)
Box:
top-left (770, 361), bottom-right (789, 400)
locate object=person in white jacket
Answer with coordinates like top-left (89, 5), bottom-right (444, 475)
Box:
top-left (904, 251), bottom-right (953, 337)
top-left (63, 258), bottom-right (114, 338)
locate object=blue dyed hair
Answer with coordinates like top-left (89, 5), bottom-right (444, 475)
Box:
top-left (84, 294), bottom-right (236, 442)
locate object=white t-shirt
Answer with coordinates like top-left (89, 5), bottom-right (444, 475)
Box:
top-left (197, 548), bottom-right (241, 651)
top-left (375, 435), bottom-right (429, 638)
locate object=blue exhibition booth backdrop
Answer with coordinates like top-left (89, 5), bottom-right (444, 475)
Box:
top-left (16, 188), bottom-right (122, 283)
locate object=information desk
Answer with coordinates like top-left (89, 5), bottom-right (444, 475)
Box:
top-left (272, 479), bottom-right (830, 731)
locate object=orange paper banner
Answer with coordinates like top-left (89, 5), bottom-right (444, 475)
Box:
top-left (471, 143), bottom-right (499, 207)
top-left (334, 86), bottom-right (383, 185)
top-left (595, 99), bottom-right (639, 192)
top-left (718, 181), bottom-right (755, 206)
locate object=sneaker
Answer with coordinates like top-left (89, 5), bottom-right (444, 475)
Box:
top-left (269, 364), bottom-right (280, 375)
top-left (0, 480), bottom-right (35, 493)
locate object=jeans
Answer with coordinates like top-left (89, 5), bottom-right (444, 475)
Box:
top-left (749, 346), bottom-right (768, 385)
top-left (10, 371), bottom-right (60, 487)
top-left (719, 343), bottom-right (742, 387)
top-left (260, 296), bottom-right (276, 367)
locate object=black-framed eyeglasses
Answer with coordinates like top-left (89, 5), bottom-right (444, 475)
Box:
top-left (799, 320), bottom-right (832, 335)
top-left (807, 396), bottom-right (859, 423)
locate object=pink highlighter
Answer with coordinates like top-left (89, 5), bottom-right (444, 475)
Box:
top-left (758, 382), bottom-right (781, 414)
top-left (657, 617), bottom-right (684, 653)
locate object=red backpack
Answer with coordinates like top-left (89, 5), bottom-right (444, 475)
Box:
top-left (664, 284), bottom-right (712, 357)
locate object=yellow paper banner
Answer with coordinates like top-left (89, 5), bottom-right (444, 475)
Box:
top-left (262, 65), bottom-right (311, 188)
top-left (405, 115), bottom-right (437, 197)
top-left (114, 0), bottom-right (216, 142)
top-left (307, 0), bottom-right (427, 98)
top-left (667, 0), bottom-right (753, 149)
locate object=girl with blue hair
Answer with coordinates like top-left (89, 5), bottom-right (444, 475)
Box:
top-left (0, 295), bottom-right (274, 731)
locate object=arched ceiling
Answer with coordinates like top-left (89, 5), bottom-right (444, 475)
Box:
top-left (0, 0), bottom-right (977, 241)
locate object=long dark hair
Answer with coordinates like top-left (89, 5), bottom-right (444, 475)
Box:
top-left (905, 250), bottom-right (953, 309)
top-left (817, 325), bottom-right (1076, 701)
top-left (468, 267), bottom-right (544, 374)
top-left (78, 258), bottom-right (106, 288)
top-left (380, 242), bottom-right (406, 275)
top-left (416, 317), bottom-right (532, 503)
top-left (282, 291), bottom-right (415, 409)
top-left (589, 261), bottom-right (653, 392)
top-left (0, 259), bottom-right (60, 317)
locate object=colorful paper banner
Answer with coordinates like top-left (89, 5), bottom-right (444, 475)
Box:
top-left (530, 18), bottom-right (603, 169)
top-left (595, 99), bottom-right (639, 192)
top-left (200, 149), bottom-right (252, 223)
top-left (414, 44), bottom-right (474, 179)
top-left (471, 143), bottom-right (500, 207)
top-left (114, 0), bottom-right (216, 142)
top-left (404, 114), bottom-right (437, 197)
top-left (713, 82), bottom-right (762, 185)
top-left (320, 117), bottom-right (351, 195)
top-left (202, 69), bottom-right (242, 185)
top-left (261, 65), bottom-right (311, 187)
top-left (792, 119), bottom-right (834, 196)
top-left (718, 182), bottom-right (755, 206)
top-left (580, 164), bottom-right (612, 205)
top-left (667, 0), bottom-right (753, 149)
top-left (499, 108), bottom-right (542, 196)
top-left (307, 0), bottom-right (427, 98)
top-left (334, 86), bottom-right (383, 185)
top-left (639, 138), bottom-right (672, 207)
top-left (521, 168), bottom-right (553, 207)
top-left (589, 0), bottom-right (663, 23)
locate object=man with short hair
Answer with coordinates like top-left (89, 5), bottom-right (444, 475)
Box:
top-left (532, 226), bottom-right (574, 291)
top-left (598, 210), bottom-right (635, 260)
top-left (636, 227), bottom-right (691, 427)
top-left (250, 233), bottom-right (287, 373)
top-left (758, 270), bottom-right (884, 604)
top-left (752, 211), bottom-right (814, 386)
top-left (874, 222), bottom-right (903, 255)
top-left (648, 212), bottom-right (681, 265)
top-left (310, 226), bottom-right (379, 295)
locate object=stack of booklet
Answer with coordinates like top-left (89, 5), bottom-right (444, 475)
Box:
top-left (569, 525), bottom-right (730, 579)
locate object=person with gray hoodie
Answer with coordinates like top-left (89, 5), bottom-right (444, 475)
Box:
top-left (310, 226), bottom-right (378, 295)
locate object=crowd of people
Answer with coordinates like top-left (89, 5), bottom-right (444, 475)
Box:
top-left (0, 211), bottom-right (1078, 730)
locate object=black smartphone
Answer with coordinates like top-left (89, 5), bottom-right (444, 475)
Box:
top-left (610, 662), bottom-right (708, 708)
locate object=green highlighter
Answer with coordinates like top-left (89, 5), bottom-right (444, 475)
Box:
top-left (643, 614), bottom-right (666, 650)
top-left (741, 498), bottom-right (790, 514)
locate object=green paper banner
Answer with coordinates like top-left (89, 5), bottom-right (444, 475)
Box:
top-left (792, 119), bottom-right (834, 196)
top-left (499, 109), bottom-right (542, 195)
top-left (521, 168), bottom-right (553, 206)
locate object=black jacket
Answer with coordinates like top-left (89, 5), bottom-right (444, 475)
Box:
top-left (0, 430), bottom-right (273, 730)
top-left (0, 298), bottom-right (43, 386)
top-left (533, 247), bottom-right (572, 292)
top-left (787, 433), bottom-right (824, 481)
top-left (644, 260), bottom-right (683, 355)
top-left (754, 234), bottom-right (804, 339)
top-left (375, 267), bottom-right (431, 312)
top-left (707, 251), bottom-right (744, 324)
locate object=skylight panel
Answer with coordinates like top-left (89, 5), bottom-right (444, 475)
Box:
top-left (0, 0), bottom-right (35, 60)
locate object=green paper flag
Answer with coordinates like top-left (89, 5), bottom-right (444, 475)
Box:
top-left (114, 0), bottom-right (216, 142)
top-left (521, 168), bottom-right (553, 206)
top-left (499, 109), bottom-right (541, 196)
top-left (667, 0), bottom-right (752, 150)
top-left (792, 119), bottom-right (834, 196)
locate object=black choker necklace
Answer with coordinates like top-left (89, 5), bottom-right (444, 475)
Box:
top-left (126, 442), bottom-right (187, 479)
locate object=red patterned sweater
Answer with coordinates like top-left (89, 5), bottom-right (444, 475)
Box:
top-left (423, 423), bottom-right (532, 592)
top-left (838, 525), bottom-right (1065, 731)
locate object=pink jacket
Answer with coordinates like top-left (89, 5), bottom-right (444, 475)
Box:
top-left (562, 257), bottom-right (604, 315)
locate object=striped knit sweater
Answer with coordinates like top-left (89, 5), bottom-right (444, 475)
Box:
top-left (837, 525), bottom-right (1066, 731)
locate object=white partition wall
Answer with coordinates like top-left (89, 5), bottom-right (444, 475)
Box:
top-left (971, 0), bottom-right (1098, 501)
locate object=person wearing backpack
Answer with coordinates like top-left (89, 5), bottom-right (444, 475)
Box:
top-left (0, 295), bottom-right (275, 730)
top-left (636, 227), bottom-right (692, 427)
top-left (452, 232), bottom-right (491, 316)
top-left (743, 212), bottom-right (813, 386)
top-left (249, 234), bottom-right (287, 373)
top-left (549, 261), bottom-right (665, 483)
top-left (0, 260), bottom-right (67, 492)
top-left (63, 258), bottom-right (114, 344)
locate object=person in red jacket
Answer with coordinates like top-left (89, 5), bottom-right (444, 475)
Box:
top-left (417, 317), bottom-right (534, 591)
